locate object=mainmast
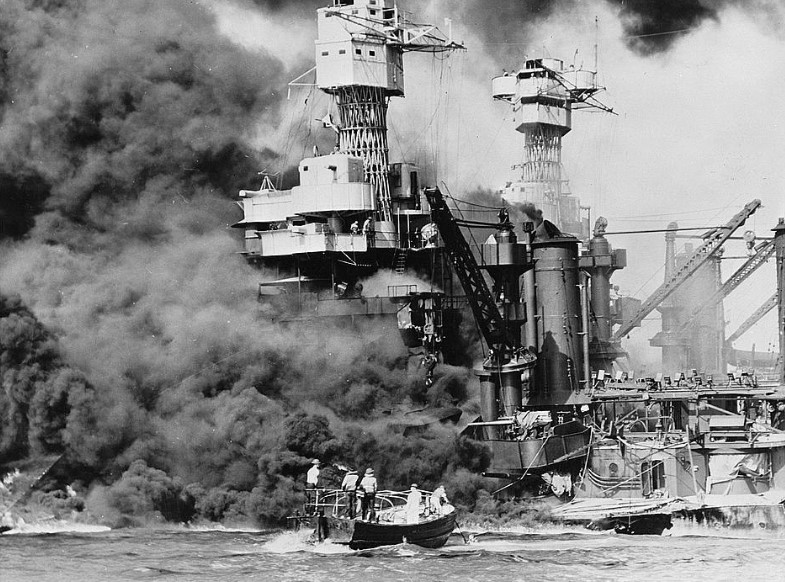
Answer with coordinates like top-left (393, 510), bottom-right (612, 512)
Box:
top-left (492, 57), bottom-right (610, 237)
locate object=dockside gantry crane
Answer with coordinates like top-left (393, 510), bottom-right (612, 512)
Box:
top-left (611, 199), bottom-right (762, 342)
top-left (725, 293), bottom-right (778, 347)
top-left (674, 238), bottom-right (775, 336)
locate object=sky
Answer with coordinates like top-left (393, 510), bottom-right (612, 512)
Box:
top-left (212, 0), bottom-right (785, 365)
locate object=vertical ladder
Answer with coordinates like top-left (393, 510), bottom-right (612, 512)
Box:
top-left (394, 248), bottom-right (408, 275)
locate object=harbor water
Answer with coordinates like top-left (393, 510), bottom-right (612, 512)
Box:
top-left (2, 523), bottom-right (785, 582)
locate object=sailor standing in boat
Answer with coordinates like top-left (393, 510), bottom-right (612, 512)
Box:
top-left (360, 468), bottom-right (378, 521)
top-left (341, 469), bottom-right (359, 518)
top-left (406, 484), bottom-right (421, 524)
top-left (307, 459), bottom-right (321, 487)
top-left (307, 459), bottom-right (321, 512)
top-left (429, 485), bottom-right (449, 516)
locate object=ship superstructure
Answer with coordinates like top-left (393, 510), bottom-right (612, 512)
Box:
top-left (234, 1), bottom-right (464, 372)
top-left (492, 57), bottom-right (609, 238)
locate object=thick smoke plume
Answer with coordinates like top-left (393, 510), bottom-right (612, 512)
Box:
top-left (5, 0), bottom-right (778, 528)
top-left (446, 0), bottom-right (778, 58)
top-left (0, 0), bottom-right (488, 527)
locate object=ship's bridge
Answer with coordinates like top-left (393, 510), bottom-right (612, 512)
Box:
top-left (235, 153), bottom-right (379, 257)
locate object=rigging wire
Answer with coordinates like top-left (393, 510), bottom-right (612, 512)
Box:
top-left (610, 206), bottom-right (737, 220)
top-left (604, 226), bottom-right (723, 235)
top-left (444, 194), bottom-right (505, 211)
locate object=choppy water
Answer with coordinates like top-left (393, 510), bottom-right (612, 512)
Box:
top-left (2, 522), bottom-right (785, 582)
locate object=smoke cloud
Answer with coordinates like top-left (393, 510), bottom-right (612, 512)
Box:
top-left (3, 0), bottom-right (785, 527)
top-left (445, 0), bottom-right (779, 58)
top-left (0, 0), bottom-right (489, 526)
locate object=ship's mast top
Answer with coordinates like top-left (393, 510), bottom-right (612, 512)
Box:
top-left (313, 0), bottom-right (462, 223)
top-left (316, 0), bottom-right (462, 97)
top-left (492, 56), bottom-right (611, 238)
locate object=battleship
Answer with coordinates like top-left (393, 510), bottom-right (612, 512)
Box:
top-left (234, 0), bottom-right (785, 536)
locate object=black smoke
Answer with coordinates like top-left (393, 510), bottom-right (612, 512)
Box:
top-left (607, 0), bottom-right (720, 55)
top-left (452, 0), bottom-right (776, 58)
top-left (0, 0), bottom-right (493, 527)
top-left (0, 0), bottom-right (282, 245)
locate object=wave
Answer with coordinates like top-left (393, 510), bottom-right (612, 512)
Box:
top-left (260, 530), bottom-right (353, 555)
top-left (2, 519), bottom-right (111, 535)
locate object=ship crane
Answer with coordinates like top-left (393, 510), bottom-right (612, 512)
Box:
top-left (423, 186), bottom-right (546, 442)
top-left (422, 187), bottom-right (533, 366)
top-left (611, 199), bottom-right (762, 342)
top-left (675, 238), bottom-right (775, 336)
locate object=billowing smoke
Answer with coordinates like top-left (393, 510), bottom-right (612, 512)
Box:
top-left (0, 0), bottom-right (492, 526)
top-left (609, 0), bottom-right (719, 54)
top-left (444, 0), bottom-right (777, 59)
top-left (4, 0), bottom-right (780, 528)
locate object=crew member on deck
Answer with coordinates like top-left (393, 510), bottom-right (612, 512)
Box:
top-left (341, 469), bottom-right (359, 519)
top-left (306, 459), bottom-right (321, 513)
top-left (360, 468), bottom-right (378, 521)
top-left (362, 217), bottom-right (374, 241)
top-left (307, 459), bottom-right (321, 487)
top-left (406, 484), bottom-right (421, 524)
top-left (430, 485), bottom-right (449, 516)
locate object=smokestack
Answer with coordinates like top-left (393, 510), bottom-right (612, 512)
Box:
top-left (527, 236), bottom-right (587, 406)
top-left (579, 217), bottom-right (627, 373)
top-left (651, 222), bottom-right (688, 373)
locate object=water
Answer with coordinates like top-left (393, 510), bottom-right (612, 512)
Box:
top-left (2, 522), bottom-right (784, 582)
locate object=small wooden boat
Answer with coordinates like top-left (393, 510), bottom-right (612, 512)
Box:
top-left (348, 505), bottom-right (457, 549)
top-left (288, 489), bottom-right (457, 549)
top-left (550, 497), bottom-right (675, 535)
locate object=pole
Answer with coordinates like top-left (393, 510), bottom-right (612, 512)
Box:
top-left (773, 218), bottom-right (785, 384)
top-left (580, 271), bottom-right (591, 390)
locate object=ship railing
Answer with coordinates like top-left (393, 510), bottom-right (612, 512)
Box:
top-left (387, 284), bottom-right (417, 297)
top-left (303, 488), bottom-right (439, 519)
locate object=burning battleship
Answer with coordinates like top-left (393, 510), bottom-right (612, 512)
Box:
top-left (235, 0), bottom-right (785, 535)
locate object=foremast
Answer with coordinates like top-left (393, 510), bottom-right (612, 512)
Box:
top-left (316, 0), bottom-right (462, 223)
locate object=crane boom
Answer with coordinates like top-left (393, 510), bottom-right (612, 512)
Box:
top-left (423, 187), bottom-right (517, 356)
top-left (725, 293), bottom-right (777, 346)
top-left (612, 199), bottom-right (762, 341)
top-left (675, 239), bottom-right (775, 335)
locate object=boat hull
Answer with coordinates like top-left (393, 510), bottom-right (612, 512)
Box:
top-left (292, 510), bottom-right (457, 549)
top-left (348, 511), bottom-right (457, 550)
